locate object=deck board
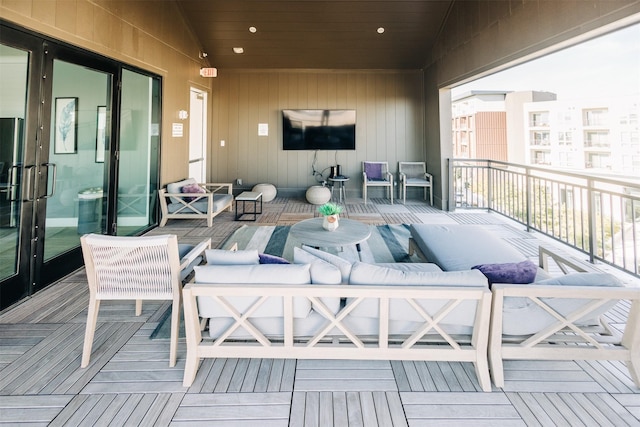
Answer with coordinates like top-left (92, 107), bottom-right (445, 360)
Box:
top-left (1, 201), bottom-right (639, 426)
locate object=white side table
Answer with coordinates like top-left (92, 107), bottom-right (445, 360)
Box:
top-left (235, 191), bottom-right (262, 221)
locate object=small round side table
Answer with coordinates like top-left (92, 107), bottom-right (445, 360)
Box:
top-left (328, 176), bottom-right (349, 204)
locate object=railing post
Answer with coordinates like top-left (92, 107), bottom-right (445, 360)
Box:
top-left (587, 178), bottom-right (596, 264)
top-left (448, 158), bottom-right (455, 212)
top-left (525, 165), bottom-right (532, 232)
top-left (487, 160), bottom-right (492, 211)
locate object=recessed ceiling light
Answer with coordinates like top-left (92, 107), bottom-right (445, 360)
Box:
top-left (377, 27), bottom-right (385, 34)
top-left (249, 26), bottom-right (257, 33)
top-left (233, 47), bottom-right (244, 54)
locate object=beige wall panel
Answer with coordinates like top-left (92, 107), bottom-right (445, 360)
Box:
top-left (2, 0), bottom-right (31, 16)
top-left (209, 70), bottom-right (424, 194)
top-left (75, 1), bottom-right (94, 41)
top-left (55, 0), bottom-right (77, 34)
top-left (32, 0), bottom-right (56, 26)
top-left (1, 0), bottom-right (213, 186)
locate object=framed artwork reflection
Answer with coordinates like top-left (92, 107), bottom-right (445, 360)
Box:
top-left (54, 97), bottom-right (78, 154)
top-left (96, 106), bottom-right (106, 163)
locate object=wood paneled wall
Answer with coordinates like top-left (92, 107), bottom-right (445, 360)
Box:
top-left (209, 70), bottom-right (425, 195)
top-left (1, 0), bottom-right (211, 185)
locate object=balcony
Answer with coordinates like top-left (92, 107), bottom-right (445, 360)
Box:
top-left (1, 191), bottom-right (639, 424)
top-left (451, 159), bottom-right (640, 278)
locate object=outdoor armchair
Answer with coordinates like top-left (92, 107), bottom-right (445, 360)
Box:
top-left (362, 161), bottom-right (393, 204)
top-left (80, 233), bottom-right (211, 368)
top-left (398, 161), bottom-right (433, 205)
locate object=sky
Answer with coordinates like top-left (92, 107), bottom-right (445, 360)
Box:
top-left (451, 23), bottom-right (640, 101)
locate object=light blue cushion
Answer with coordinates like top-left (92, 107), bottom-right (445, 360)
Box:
top-left (349, 262), bottom-right (489, 288)
top-left (536, 272), bottom-right (623, 287)
top-left (178, 243), bottom-right (202, 281)
top-left (293, 247), bottom-right (342, 314)
top-left (194, 264), bottom-right (312, 319)
top-left (205, 248), bottom-right (259, 265)
top-left (297, 245), bottom-right (353, 282)
top-left (409, 224), bottom-right (527, 271)
top-left (167, 178), bottom-right (196, 204)
top-left (195, 263), bottom-right (310, 284)
top-left (502, 273), bottom-right (624, 335)
top-left (373, 263), bottom-right (443, 273)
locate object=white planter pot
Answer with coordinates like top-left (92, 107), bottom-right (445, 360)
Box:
top-left (322, 214), bottom-right (339, 231)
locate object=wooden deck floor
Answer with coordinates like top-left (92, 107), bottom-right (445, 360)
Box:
top-left (1, 196), bottom-right (639, 426)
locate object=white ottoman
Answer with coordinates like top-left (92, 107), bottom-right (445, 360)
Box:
top-left (306, 185), bottom-right (331, 205)
top-left (252, 183), bottom-right (277, 202)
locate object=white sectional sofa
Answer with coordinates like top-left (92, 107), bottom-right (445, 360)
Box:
top-left (181, 245), bottom-right (493, 391)
top-left (409, 223), bottom-right (640, 388)
top-left (180, 225), bottom-right (640, 390)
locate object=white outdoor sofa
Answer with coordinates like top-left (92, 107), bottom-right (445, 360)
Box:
top-left (181, 245), bottom-right (493, 391)
top-left (409, 223), bottom-right (640, 388)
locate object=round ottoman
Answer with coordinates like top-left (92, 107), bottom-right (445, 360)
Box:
top-left (252, 183), bottom-right (277, 202)
top-left (306, 185), bottom-right (331, 205)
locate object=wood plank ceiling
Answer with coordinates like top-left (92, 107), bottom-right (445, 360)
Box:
top-left (176, 0), bottom-right (453, 70)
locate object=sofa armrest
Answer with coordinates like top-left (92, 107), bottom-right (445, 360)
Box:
top-left (489, 283), bottom-right (640, 388)
top-left (202, 182), bottom-right (233, 194)
top-left (179, 238), bottom-right (211, 272)
top-left (538, 246), bottom-right (588, 274)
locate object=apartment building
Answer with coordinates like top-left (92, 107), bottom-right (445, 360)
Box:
top-left (451, 90), bottom-right (557, 163)
top-left (523, 96), bottom-right (640, 176)
top-left (451, 91), bottom-right (510, 161)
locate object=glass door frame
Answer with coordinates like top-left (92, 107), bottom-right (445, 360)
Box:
top-left (34, 42), bottom-right (121, 291)
top-left (0, 25), bottom-right (43, 307)
top-left (0, 20), bottom-right (162, 309)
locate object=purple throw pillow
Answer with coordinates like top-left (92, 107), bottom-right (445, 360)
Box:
top-left (181, 183), bottom-right (205, 202)
top-left (364, 163), bottom-right (383, 180)
top-left (259, 253), bottom-right (290, 264)
top-left (471, 260), bottom-right (537, 287)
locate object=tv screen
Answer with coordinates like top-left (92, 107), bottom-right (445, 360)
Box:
top-left (282, 109), bottom-right (356, 150)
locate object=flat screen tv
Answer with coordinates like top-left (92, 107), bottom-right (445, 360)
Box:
top-left (282, 109), bottom-right (356, 150)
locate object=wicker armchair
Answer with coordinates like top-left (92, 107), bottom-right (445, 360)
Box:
top-left (80, 233), bottom-right (210, 368)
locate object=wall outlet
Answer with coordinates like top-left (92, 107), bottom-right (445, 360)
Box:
top-left (237, 178), bottom-right (242, 185)
top-left (220, 140), bottom-right (225, 147)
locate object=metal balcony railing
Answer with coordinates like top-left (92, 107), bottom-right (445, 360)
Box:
top-left (450, 159), bottom-right (640, 278)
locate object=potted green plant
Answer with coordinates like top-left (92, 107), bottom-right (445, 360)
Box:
top-left (318, 202), bottom-right (343, 231)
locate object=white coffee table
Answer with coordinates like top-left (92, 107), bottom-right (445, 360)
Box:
top-left (290, 217), bottom-right (371, 259)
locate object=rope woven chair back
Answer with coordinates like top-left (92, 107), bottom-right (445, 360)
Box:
top-left (81, 234), bottom-right (180, 300)
top-left (399, 162), bottom-right (426, 179)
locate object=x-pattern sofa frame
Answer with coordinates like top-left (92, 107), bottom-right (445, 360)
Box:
top-left (159, 182), bottom-right (233, 227)
top-left (182, 283), bottom-right (493, 391)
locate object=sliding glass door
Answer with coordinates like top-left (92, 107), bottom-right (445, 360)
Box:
top-left (116, 69), bottom-right (161, 235)
top-left (0, 34), bottom-right (34, 305)
top-left (0, 22), bottom-right (162, 309)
